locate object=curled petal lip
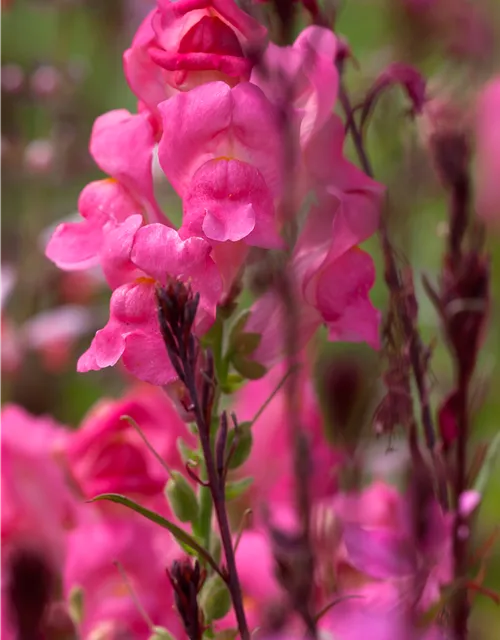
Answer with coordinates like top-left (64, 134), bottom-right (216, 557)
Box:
top-left (149, 47), bottom-right (252, 77)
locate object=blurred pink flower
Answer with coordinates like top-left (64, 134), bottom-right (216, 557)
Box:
top-left (475, 76), bottom-right (500, 225)
top-left (251, 25), bottom-right (338, 149)
top-left (64, 384), bottom-right (193, 505)
top-left (123, 0), bottom-right (266, 118)
top-left (64, 516), bottom-right (183, 639)
top-left (1, 405), bottom-right (77, 566)
top-left (247, 116), bottom-right (383, 366)
top-left (232, 359), bottom-right (342, 510)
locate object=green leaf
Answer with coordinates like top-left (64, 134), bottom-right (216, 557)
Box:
top-left (226, 421), bottom-right (253, 469)
top-left (164, 471), bottom-right (199, 524)
top-left (225, 477), bottom-right (253, 501)
top-left (474, 431), bottom-right (500, 495)
top-left (232, 354), bottom-right (267, 380)
top-left (177, 437), bottom-right (200, 465)
top-left (233, 332), bottom-right (261, 356)
top-left (200, 575), bottom-right (231, 621)
top-left (228, 310), bottom-right (251, 346)
top-left (88, 493), bottom-right (221, 576)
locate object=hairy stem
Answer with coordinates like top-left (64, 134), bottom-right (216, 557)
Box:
top-left (182, 357), bottom-right (250, 640)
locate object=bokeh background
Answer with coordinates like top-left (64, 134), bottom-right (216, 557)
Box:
top-left (2, 0), bottom-right (500, 635)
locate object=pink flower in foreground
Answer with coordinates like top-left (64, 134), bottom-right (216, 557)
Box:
top-left (158, 81), bottom-right (285, 248)
top-left (1, 405), bottom-right (77, 566)
top-left (64, 385), bottom-right (193, 503)
top-left (64, 516), bottom-right (182, 639)
top-left (78, 221), bottom-right (222, 385)
top-left (475, 76), bottom-right (500, 225)
top-left (246, 114), bottom-right (383, 366)
top-left (124, 0), bottom-right (266, 117)
top-left (46, 110), bottom-right (167, 287)
top-left (252, 25), bottom-right (338, 149)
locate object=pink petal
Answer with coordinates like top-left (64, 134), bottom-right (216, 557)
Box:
top-left (100, 214), bottom-right (144, 289)
top-left (343, 523), bottom-right (416, 579)
top-left (459, 490), bottom-right (481, 516)
top-left (45, 219), bottom-right (102, 271)
top-left (158, 82), bottom-right (282, 198)
top-left (89, 109), bottom-right (167, 225)
top-left (78, 179), bottom-right (143, 226)
top-left (123, 9), bottom-right (174, 117)
top-left (121, 331), bottom-right (176, 386)
top-left (183, 158), bottom-right (283, 247)
top-left (130, 223), bottom-right (211, 281)
top-left (314, 247), bottom-right (381, 350)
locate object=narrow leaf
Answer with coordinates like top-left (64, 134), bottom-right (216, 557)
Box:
top-left (89, 493), bottom-right (222, 577)
top-left (474, 431), bottom-right (500, 495)
top-left (225, 477), bottom-right (253, 501)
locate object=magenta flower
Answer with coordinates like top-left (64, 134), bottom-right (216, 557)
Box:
top-left (124, 0), bottom-right (267, 118)
top-left (1, 405), bottom-right (77, 567)
top-left (64, 385), bottom-right (194, 503)
top-left (64, 516), bottom-right (183, 639)
top-left (78, 221), bottom-right (222, 385)
top-left (158, 81), bottom-right (285, 248)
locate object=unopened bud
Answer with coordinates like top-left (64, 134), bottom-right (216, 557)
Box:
top-left (165, 471), bottom-right (199, 523)
top-left (199, 574), bottom-right (231, 621)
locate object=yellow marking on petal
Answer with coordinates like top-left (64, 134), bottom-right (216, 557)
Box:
top-left (135, 276), bottom-right (156, 285)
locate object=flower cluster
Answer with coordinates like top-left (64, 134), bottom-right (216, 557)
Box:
top-left (46, 0), bottom-right (383, 386)
top-left (1, 375), bottom-right (479, 639)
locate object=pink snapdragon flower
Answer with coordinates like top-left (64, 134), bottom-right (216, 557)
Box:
top-left (247, 117), bottom-right (383, 366)
top-left (1, 405), bottom-right (77, 566)
top-left (64, 516), bottom-right (183, 639)
top-left (77, 220), bottom-right (222, 385)
top-left (158, 81), bottom-right (285, 248)
top-left (124, 0), bottom-right (267, 118)
top-left (46, 109), bottom-right (167, 287)
top-left (475, 76), bottom-right (500, 225)
top-left (64, 384), bottom-right (193, 504)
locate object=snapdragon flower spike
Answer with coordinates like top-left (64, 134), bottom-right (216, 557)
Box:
top-left (123, 0), bottom-right (267, 119)
top-left (78, 222), bottom-right (222, 386)
top-left (158, 81), bottom-right (285, 248)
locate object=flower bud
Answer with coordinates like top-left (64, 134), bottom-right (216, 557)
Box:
top-left (199, 574), bottom-right (231, 621)
top-left (164, 471), bottom-right (199, 524)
